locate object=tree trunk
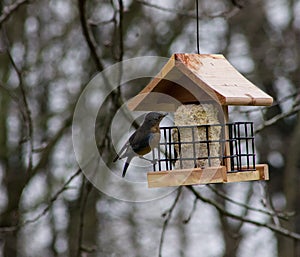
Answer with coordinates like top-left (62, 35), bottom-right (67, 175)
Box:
top-left (279, 114), bottom-right (300, 257)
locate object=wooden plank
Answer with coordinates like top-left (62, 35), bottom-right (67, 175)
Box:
top-left (147, 166), bottom-right (227, 188)
top-left (127, 57), bottom-right (176, 111)
top-left (128, 53), bottom-right (273, 111)
top-left (129, 103), bottom-right (178, 112)
top-left (226, 164), bottom-right (269, 183)
top-left (147, 164), bottom-right (269, 188)
top-left (174, 55), bottom-right (226, 105)
top-left (128, 75), bottom-right (215, 111)
top-left (175, 54), bottom-right (273, 106)
top-left (222, 106), bottom-right (231, 173)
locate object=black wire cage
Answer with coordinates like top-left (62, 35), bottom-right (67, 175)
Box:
top-left (151, 122), bottom-right (256, 173)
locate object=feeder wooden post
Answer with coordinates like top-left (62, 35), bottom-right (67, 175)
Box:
top-left (222, 105), bottom-right (231, 175)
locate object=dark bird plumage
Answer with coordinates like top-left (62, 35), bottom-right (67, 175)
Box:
top-left (113, 112), bottom-right (167, 177)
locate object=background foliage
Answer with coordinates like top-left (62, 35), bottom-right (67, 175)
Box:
top-left (0, 0), bottom-right (300, 256)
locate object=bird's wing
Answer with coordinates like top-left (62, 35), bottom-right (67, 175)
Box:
top-left (113, 136), bottom-right (133, 162)
top-left (129, 129), bottom-right (152, 154)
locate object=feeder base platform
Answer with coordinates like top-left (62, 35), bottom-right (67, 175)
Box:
top-left (147, 164), bottom-right (269, 188)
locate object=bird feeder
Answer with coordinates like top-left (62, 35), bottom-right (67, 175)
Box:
top-left (127, 54), bottom-right (273, 188)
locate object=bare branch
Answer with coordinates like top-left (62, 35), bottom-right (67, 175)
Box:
top-left (158, 188), bottom-right (182, 257)
top-left (240, 89), bottom-right (300, 115)
top-left (31, 116), bottom-right (72, 175)
top-left (255, 106), bottom-right (300, 133)
top-left (76, 178), bottom-right (93, 257)
top-left (183, 195), bottom-right (197, 224)
top-left (23, 169), bottom-right (82, 226)
top-left (0, 169), bottom-right (82, 234)
top-left (0, 0), bottom-right (29, 26)
top-left (231, 0), bottom-right (245, 9)
top-left (116, 0), bottom-right (124, 96)
top-left (187, 186), bottom-right (300, 241)
top-left (207, 184), bottom-right (290, 221)
top-left (7, 49), bottom-right (34, 173)
top-left (88, 17), bottom-right (114, 26)
top-left (258, 182), bottom-right (282, 226)
top-left (80, 245), bottom-right (97, 254)
top-left (0, 83), bottom-right (27, 123)
top-left (77, 0), bottom-right (103, 71)
top-left (117, 0), bottom-right (124, 62)
top-left (136, 0), bottom-right (241, 20)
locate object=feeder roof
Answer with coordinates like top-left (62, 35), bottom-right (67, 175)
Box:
top-left (128, 54), bottom-right (273, 111)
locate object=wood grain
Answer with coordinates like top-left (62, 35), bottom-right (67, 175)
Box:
top-left (147, 164), bottom-right (269, 188)
top-left (128, 53), bottom-right (273, 111)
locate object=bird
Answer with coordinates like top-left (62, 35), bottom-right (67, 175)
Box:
top-left (113, 112), bottom-right (167, 177)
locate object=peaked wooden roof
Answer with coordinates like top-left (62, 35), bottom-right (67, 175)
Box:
top-left (128, 54), bottom-right (273, 111)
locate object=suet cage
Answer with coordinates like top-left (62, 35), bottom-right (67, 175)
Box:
top-left (128, 54), bottom-right (273, 188)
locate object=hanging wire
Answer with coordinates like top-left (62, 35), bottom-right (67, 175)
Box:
top-left (195, 0), bottom-right (200, 54)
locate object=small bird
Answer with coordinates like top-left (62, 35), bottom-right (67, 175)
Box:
top-left (113, 112), bottom-right (167, 177)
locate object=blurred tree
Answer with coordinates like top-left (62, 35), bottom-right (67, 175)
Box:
top-left (0, 0), bottom-right (299, 257)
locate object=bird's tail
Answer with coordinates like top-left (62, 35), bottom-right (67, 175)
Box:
top-left (113, 155), bottom-right (119, 162)
top-left (122, 156), bottom-right (133, 177)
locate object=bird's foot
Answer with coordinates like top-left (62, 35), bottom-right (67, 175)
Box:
top-left (151, 159), bottom-right (157, 165)
top-left (139, 156), bottom-right (151, 162)
top-left (139, 156), bottom-right (157, 165)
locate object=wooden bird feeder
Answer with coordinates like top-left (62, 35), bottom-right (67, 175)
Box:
top-left (128, 54), bottom-right (273, 188)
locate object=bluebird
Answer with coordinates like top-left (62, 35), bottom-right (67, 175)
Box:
top-left (113, 112), bottom-right (167, 177)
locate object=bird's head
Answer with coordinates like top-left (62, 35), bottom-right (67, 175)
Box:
top-left (144, 112), bottom-right (167, 127)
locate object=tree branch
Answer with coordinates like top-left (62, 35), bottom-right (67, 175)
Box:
top-left (136, 0), bottom-right (241, 20)
top-left (255, 106), bottom-right (300, 133)
top-left (76, 178), bottom-right (93, 257)
top-left (0, 82), bottom-right (27, 123)
top-left (23, 169), bottom-right (82, 226)
top-left (187, 186), bottom-right (300, 241)
top-left (240, 89), bottom-right (300, 115)
top-left (0, 0), bottom-right (29, 26)
top-left (158, 188), bottom-right (182, 257)
top-left (7, 49), bottom-right (34, 173)
top-left (31, 116), bottom-right (72, 175)
top-left (207, 184), bottom-right (290, 221)
top-left (0, 168), bottom-right (82, 234)
top-left (117, 0), bottom-right (124, 62)
top-left (77, 0), bottom-right (103, 71)
top-left (183, 195), bottom-right (197, 224)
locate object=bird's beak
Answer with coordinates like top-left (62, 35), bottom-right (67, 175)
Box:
top-left (159, 113), bottom-right (167, 121)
